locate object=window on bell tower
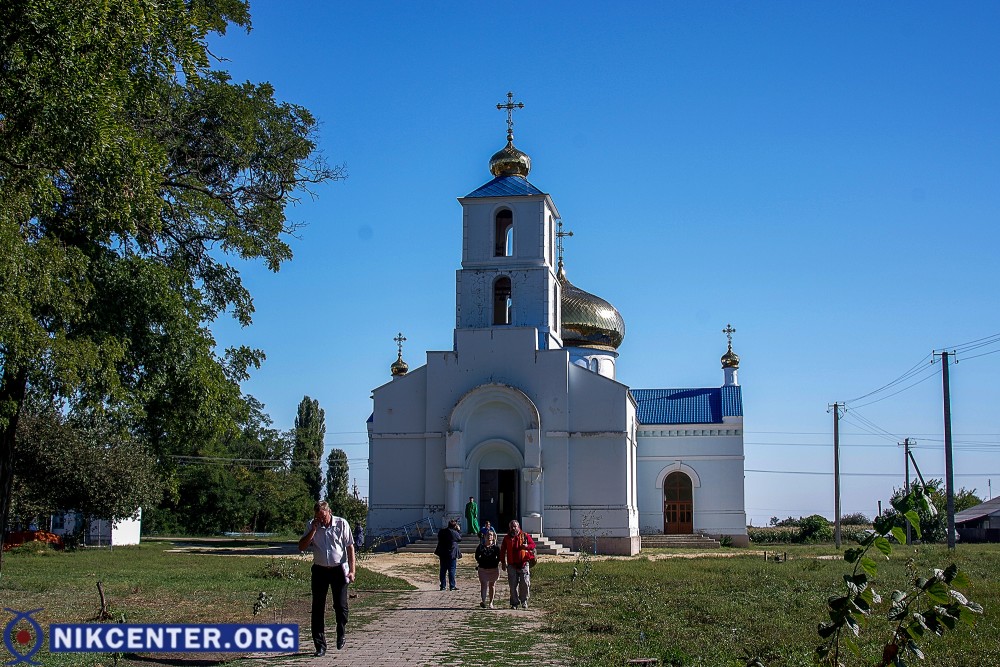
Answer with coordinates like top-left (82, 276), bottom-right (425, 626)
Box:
top-left (494, 209), bottom-right (513, 257)
top-left (493, 276), bottom-right (512, 325)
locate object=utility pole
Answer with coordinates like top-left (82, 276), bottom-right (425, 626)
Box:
top-left (831, 402), bottom-right (842, 549)
top-left (939, 350), bottom-right (956, 550)
top-left (901, 437), bottom-right (913, 544)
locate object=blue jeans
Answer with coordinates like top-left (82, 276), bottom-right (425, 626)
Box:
top-left (439, 557), bottom-right (457, 589)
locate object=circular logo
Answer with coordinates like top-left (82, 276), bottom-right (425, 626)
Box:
top-left (3, 608), bottom-right (44, 666)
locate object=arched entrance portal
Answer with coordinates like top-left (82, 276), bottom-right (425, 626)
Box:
top-left (663, 472), bottom-right (693, 534)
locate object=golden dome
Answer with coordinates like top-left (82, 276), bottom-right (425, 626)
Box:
top-left (559, 270), bottom-right (625, 351)
top-left (721, 344), bottom-right (740, 369)
top-left (390, 352), bottom-right (409, 376)
top-left (489, 138), bottom-right (531, 178)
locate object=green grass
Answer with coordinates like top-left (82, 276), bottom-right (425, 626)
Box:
top-left (531, 545), bottom-right (1000, 666)
top-left (1, 540), bottom-right (413, 666)
top-left (4, 541), bottom-right (997, 666)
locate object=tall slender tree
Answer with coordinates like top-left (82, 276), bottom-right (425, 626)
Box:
top-left (293, 396), bottom-right (325, 501)
top-left (325, 448), bottom-right (350, 506)
top-left (0, 1), bottom-right (343, 565)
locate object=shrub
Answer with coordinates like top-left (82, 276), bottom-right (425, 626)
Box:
top-left (798, 514), bottom-right (833, 543)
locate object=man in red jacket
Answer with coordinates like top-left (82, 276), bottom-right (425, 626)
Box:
top-left (498, 519), bottom-right (536, 609)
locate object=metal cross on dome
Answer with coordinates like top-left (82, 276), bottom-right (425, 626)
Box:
top-left (722, 324), bottom-right (736, 345)
top-left (556, 219), bottom-right (574, 266)
top-left (394, 332), bottom-right (406, 356)
top-left (496, 91), bottom-right (525, 140)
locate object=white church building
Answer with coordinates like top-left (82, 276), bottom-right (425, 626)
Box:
top-left (367, 99), bottom-right (748, 554)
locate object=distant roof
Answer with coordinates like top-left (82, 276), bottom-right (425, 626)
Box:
top-left (955, 496), bottom-right (1000, 524)
top-left (630, 386), bottom-right (743, 425)
top-left (464, 175), bottom-right (545, 198)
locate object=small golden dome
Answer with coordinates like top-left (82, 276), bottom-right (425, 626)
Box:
top-left (560, 272), bottom-right (625, 351)
top-left (721, 344), bottom-right (740, 369)
top-left (390, 352), bottom-right (409, 376)
top-left (489, 139), bottom-right (531, 178)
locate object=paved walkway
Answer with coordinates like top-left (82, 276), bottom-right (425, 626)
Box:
top-left (265, 553), bottom-right (565, 666)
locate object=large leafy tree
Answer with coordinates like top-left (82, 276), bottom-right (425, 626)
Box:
top-left (11, 405), bottom-right (160, 529)
top-left (292, 396), bottom-right (325, 501)
top-left (0, 0), bottom-right (343, 563)
top-left (883, 479), bottom-right (981, 543)
top-left (157, 397), bottom-right (312, 535)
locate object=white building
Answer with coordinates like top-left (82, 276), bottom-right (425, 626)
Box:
top-left (50, 509), bottom-right (142, 547)
top-left (367, 106), bottom-right (747, 554)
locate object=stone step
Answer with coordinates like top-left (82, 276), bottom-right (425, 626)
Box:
top-left (394, 535), bottom-right (575, 556)
top-left (640, 534), bottom-right (721, 549)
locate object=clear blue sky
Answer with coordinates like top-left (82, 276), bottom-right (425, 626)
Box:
top-left (209, 2), bottom-right (1000, 525)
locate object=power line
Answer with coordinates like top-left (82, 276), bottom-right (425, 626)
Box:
top-left (746, 469), bottom-right (997, 477)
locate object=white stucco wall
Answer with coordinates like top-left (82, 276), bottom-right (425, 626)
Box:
top-left (636, 422), bottom-right (747, 544)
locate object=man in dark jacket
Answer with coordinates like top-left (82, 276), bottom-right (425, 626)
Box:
top-left (434, 518), bottom-right (463, 591)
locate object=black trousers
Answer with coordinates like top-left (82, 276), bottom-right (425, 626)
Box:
top-left (311, 564), bottom-right (349, 650)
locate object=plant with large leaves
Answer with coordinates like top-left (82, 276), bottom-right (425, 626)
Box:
top-left (816, 487), bottom-right (982, 666)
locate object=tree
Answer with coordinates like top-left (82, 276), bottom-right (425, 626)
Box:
top-left (149, 396), bottom-right (312, 535)
top-left (0, 0), bottom-right (343, 563)
top-left (293, 396), bottom-right (325, 501)
top-left (11, 405), bottom-right (159, 528)
top-left (325, 448), bottom-right (349, 506)
top-left (883, 479), bottom-right (981, 543)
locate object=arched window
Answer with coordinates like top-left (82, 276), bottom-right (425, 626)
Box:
top-left (494, 209), bottom-right (513, 257)
top-left (493, 276), bottom-right (512, 325)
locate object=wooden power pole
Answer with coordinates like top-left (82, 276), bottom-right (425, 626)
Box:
top-left (939, 350), bottom-right (956, 550)
top-left (831, 402), bottom-right (842, 549)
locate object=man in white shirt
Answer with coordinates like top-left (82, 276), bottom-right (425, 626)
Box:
top-left (299, 500), bottom-right (356, 655)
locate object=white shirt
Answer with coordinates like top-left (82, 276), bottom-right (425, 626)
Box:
top-left (303, 516), bottom-right (353, 567)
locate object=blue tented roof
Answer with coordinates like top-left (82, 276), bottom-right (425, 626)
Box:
top-left (630, 386), bottom-right (743, 425)
top-left (464, 175), bottom-right (545, 198)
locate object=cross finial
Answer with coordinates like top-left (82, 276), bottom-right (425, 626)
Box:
top-left (556, 219), bottom-right (574, 279)
top-left (496, 91), bottom-right (525, 142)
top-left (722, 323), bottom-right (736, 347)
top-left (394, 332), bottom-right (407, 356)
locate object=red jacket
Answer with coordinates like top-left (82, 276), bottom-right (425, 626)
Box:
top-left (499, 530), bottom-right (536, 568)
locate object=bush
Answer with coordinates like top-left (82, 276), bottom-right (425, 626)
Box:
top-left (748, 526), bottom-right (799, 544)
top-left (798, 514), bottom-right (833, 543)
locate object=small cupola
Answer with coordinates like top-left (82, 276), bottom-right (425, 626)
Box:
top-left (721, 324), bottom-right (739, 386)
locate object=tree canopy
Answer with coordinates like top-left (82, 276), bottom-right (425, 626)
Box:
top-left (0, 0), bottom-right (343, 562)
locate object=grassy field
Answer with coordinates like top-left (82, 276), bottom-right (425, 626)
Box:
top-left (0, 539), bottom-right (413, 666)
top-left (2, 540), bottom-right (996, 666)
top-left (532, 544), bottom-right (999, 666)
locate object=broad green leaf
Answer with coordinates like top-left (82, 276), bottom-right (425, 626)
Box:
top-left (891, 526), bottom-right (907, 545)
top-left (817, 621), bottom-right (838, 639)
top-left (951, 569), bottom-right (970, 589)
top-left (860, 556), bottom-right (878, 577)
top-left (874, 536), bottom-right (892, 557)
top-left (843, 632), bottom-right (861, 657)
top-left (844, 547), bottom-right (863, 563)
top-left (904, 511), bottom-right (921, 537)
top-left (924, 581), bottom-right (950, 604)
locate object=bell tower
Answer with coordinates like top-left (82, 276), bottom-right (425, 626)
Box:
top-left (455, 93), bottom-right (562, 350)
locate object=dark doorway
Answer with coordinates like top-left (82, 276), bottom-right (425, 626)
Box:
top-left (479, 469), bottom-right (519, 531)
top-left (663, 472), bottom-right (693, 534)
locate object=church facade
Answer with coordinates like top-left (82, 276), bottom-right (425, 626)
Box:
top-left (367, 102), bottom-right (748, 554)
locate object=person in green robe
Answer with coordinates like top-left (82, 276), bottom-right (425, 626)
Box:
top-left (465, 496), bottom-right (480, 535)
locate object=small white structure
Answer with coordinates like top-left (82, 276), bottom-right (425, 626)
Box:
top-left (367, 100), bottom-right (747, 553)
top-left (50, 509), bottom-right (142, 546)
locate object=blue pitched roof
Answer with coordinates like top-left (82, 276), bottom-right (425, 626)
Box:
top-left (464, 175), bottom-right (545, 198)
top-left (630, 386), bottom-right (743, 425)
